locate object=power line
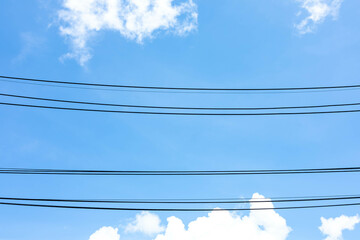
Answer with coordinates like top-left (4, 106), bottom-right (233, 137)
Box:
top-left (3, 79), bottom-right (358, 95)
top-left (1, 201), bottom-right (360, 212)
top-left (2, 101), bottom-right (360, 115)
top-left (2, 92), bottom-right (360, 111)
top-left (90, 194), bottom-right (360, 201)
top-left (1, 75), bottom-right (360, 92)
top-left (1, 167), bottom-right (360, 175)
top-left (1, 195), bottom-right (360, 204)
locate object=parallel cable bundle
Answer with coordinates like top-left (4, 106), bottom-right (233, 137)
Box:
top-left (2, 74), bottom-right (360, 213)
top-left (1, 194), bottom-right (360, 204)
top-left (2, 91), bottom-right (360, 115)
top-left (1, 194), bottom-right (360, 212)
top-left (2, 74), bottom-right (360, 115)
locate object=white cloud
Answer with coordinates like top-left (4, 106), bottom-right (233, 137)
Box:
top-left (319, 215), bottom-right (360, 240)
top-left (295, 0), bottom-right (343, 34)
top-left (125, 211), bottom-right (165, 235)
top-left (153, 193), bottom-right (291, 240)
top-left (89, 226), bottom-right (120, 240)
top-left (58, 0), bottom-right (198, 65)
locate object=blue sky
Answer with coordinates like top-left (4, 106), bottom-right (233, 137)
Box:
top-left (1, 0), bottom-right (360, 239)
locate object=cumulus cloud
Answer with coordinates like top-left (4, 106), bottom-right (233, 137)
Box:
top-left (58, 0), bottom-right (198, 65)
top-left (153, 193), bottom-right (291, 240)
top-left (89, 226), bottom-right (120, 240)
top-left (125, 211), bottom-right (165, 235)
top-left (319, 215), bottom-right (360, 240)
top-left (89, 193), bottom-right (291, 240)
top-left (295, 0), bottom-right (343, 34)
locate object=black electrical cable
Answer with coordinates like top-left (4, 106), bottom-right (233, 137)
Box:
top-left (2, 92), bottom-right (360, 111)
top-left (1, 195), bottom-right (360, 204)
top-left (0, 168), bottom-right (351, 173)
top-left (2, 101), bottom-right (360, 115)
top-left (1, 201), bottom-right (360, 212)
top-left (1, 75), bottom-right (360, 91)
top-left (3, 79), bottom-right (357, 95)
top-left (1, 167), bottom-right (360, 175)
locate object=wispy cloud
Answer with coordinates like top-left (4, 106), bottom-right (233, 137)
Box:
top-left (319, 215), bottom-right (360, 240)
top-left (12, 32), bottom-right (45, 63)
top-left (58, 0), bottom-right (198, 65)
top-left (295, 0), bottom-right (344, 34)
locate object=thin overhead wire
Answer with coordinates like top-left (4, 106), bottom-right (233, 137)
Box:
top-left (1, 195), bottom-right (360, 204)
top-left (2, 101), bottom-right (360, 115)
top-left (1, 201), bottom-right (360, 212)
top-left (1, 167), bottom-right (360, 175)
top-left (3, 79), bottom-right (359, 95)
top-left (2, 92), bottom-right (360, 111)
top-left (2, 75), bottom-right (360, 92)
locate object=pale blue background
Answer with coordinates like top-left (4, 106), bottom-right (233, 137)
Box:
top-left (0, 0), bottom-right (360, 239)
